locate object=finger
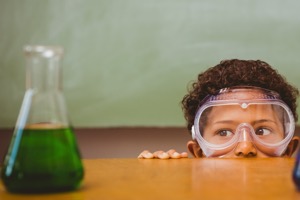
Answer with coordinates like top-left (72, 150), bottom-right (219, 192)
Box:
top-left (167, 149), bottom-right (181, 159)
top-left (157, 152), bottom-right (170, 159)
top-left (138, 150), bottom-right (154, 159)
top-left (153, 151), bottom-right (164, 158)
top-left (153, 151), bottom-right (170, 159)
top-left (181, 152), bottom-right (188, 158)
top-left (171, 152), bottom-right (181, 159)
top-left (167, 149), bottom-right (176, 155)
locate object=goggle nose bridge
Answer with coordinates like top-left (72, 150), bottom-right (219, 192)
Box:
top-left (235, 123), bottom-right (256, 142)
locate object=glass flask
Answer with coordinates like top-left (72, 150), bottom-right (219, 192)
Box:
top-left (1, 45), bottom-right (84, 193)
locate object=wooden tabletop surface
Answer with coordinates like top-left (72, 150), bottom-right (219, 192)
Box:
top-left (1, 158), bottom-right (300, 200)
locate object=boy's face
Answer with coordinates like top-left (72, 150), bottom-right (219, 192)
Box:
top-left (188, 88), bottom-right (300, 158)
top-left (203, 105), bottom-right (284, 158)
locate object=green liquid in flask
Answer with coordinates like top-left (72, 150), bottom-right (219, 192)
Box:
top-left (1, 124), bottom-right (84, 193)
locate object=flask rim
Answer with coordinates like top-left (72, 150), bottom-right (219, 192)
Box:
top-left (24, 45), bottom-right (64, 58)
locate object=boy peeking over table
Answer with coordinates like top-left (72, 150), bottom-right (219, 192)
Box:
top-left (138, 59), bottom-right (300, 159)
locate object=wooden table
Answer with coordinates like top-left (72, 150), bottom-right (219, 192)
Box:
top-left (1, 158), bottom-right (300, 200)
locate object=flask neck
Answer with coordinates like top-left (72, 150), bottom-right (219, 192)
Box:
top-left (24, 46), bottom-right (63, 92)
top-left (20, 46), bottom-right (69, 127)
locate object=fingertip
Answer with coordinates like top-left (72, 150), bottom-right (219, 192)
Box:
top-left (170, 152), bottom-right (179, 158)
top-left (138, 154), bottom-right (143, 159)
top-left (181, 152), bottom-right (188, 158)
top-left (158, 152), bottom-right (170, 159)
top-left (144, 152), bottom-right (154, 159)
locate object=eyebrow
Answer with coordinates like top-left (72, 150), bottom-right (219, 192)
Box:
top-left (252, 119), bottom-right (278, 125)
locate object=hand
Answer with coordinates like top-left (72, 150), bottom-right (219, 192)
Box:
top-left (138, 149), bottom-right (188, 159)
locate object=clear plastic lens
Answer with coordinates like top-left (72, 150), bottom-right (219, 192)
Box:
top-left (198, 103), bottom-right (290, 145)
top-left (193, 87), bottom-right (295, 157)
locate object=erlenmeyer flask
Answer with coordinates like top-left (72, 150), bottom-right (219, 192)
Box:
top-left (1, 45), bottom-right (84, 193)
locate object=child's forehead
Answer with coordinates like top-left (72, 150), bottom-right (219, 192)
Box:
top-left (207, 104), bottom-right (278, 122)
top-left (217, 89), bottom-right (266, 100)
top-left (208, 103), bottom-right (275, 115)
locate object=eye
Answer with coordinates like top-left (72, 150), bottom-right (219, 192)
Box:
top-left (217, 130), bottom-right (234, 137)
top-left (255, 128), bottom-right (271, 136)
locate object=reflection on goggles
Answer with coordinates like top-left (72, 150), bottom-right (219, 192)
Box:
top-left (192, 87), bottom-right (295, 157)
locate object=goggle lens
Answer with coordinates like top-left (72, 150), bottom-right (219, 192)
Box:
top-left (192, 87), bottom-right (295, 157)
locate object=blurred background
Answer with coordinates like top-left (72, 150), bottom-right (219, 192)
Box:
top-left (0, 0), bottom-right (300, 158)
top-left (1, 0), bottom-right (300, 128)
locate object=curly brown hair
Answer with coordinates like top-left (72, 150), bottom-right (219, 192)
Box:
top-left (181, 59), bottom-right (299, 132)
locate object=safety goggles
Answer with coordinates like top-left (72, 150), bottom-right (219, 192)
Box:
top-left (192, 86), bottom-right (295, 157)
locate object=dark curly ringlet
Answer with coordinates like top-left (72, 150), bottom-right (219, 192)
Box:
top-left (181, 59), bottom-right (299, 132)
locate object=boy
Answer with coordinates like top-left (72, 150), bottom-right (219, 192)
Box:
top-left (138, 59), bottom-right (300, 159)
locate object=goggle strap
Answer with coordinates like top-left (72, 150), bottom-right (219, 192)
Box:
top-left (191, 125), bottom-right (196, 140)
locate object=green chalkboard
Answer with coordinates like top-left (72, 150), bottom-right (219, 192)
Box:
top-left (1, 0), bottom-right (300, 128)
